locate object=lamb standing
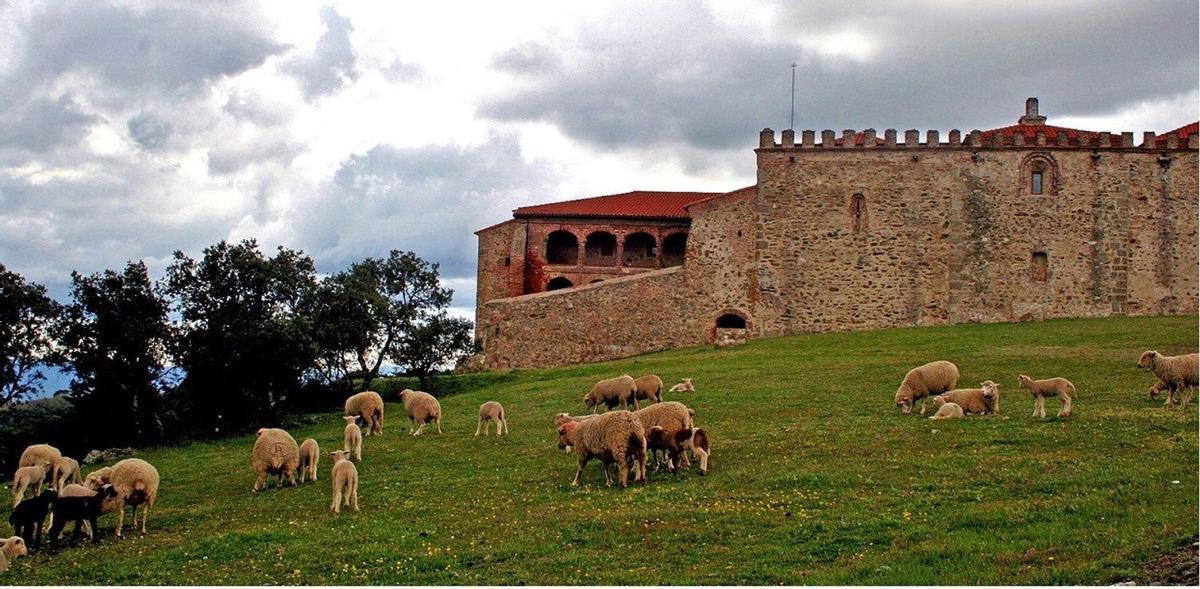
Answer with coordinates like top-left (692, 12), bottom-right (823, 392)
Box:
top-left (1137, 351), bottom-right (1199, 409)
top-left (344, 391), bottom-right (385, 436)
top-left (51, 456), bottom-right (81, 491)
top-left (11, 465), bottom-right (49, 508)
top-left (556, 410), bottom-right (647, 488)
top-left (108, 458), bottom-right (159, 537)
top-left (894, 361), bottom-right (960, 415)
top-left (633, 401), bottom-right (695, 471)
top-left (47, 485), bottom-right (117, 547)
top-left (475, 401), bottom-right (508, 436)
top-left (583, 375), bottom-right (639, 413)
top-left (1018, 374), bottom-right (1075, 418)
top-left (329, 450), bottom-right (359, 514)
top-left (398, 389), bottom-right (442, 436)
top-left (8, 489), bottom-right (54, 548)
top-left (251, 428), bottom-right (300, 492)
top-left (343, 416), bottom-right (363, 462)
top-left (298, 439), bottom-right (320, 483)
top-left (633, 375), bottom-right (664, 405)
top-left (933, 381), bottom-right (1000, 415)
top-left (668, 378), bottom-right (695, 393)
top-left (646, 426), bottom-right (710, 475)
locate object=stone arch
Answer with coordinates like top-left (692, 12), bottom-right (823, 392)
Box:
top-left (1020, 152), bottom-right (1058, 196)
top-left (546, 276), bottom-right (574, 291)
top-left (545, 231), bottom-right (578, 265)
top-left (623, 232), bottom-right (657, 267)
top-left (584, 231), bottom-right (617, 266)
top-left (662, 232), bottom-right (687, 267)
top-left (715, 312), bottom-right (748, 329)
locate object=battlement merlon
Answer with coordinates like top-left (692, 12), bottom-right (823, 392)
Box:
top-left (756, 127), bottom-right (1198, 151)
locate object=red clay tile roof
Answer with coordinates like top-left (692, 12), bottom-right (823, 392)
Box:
top-left (1149, 121), bottom-right (1199, 148)
top-left (980, 123), bottom-right (1106, 145)
top-left (684, 185), bottom-right (756, 210)
top-left (512, 190), bottom-right (726, 220)
top-left (833, 132), bottom-right (886, 147)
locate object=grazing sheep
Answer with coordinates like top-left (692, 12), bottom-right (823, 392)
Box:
top-left (929, 400), bottom-right (964, 420)
top-left (47, 485), bottom-right (117, 548)
top-left (8, 489), bottom-right (54, 548)
top-left (476, 401), bottom-right (508, 436)
top-left (251, 428), bottom-right (300, 492)
top-left (11, 466), bottom-right (49, 508)
top-left (342, 416), bottom-right (363, 462)
top-left (329, 451), bottom-right (359, 514)
top-left (51, 457), bottom-right (81, 491)
top-left (646, 426), bottom-right (710, 475)
top-left (56, 484), bottom-right (115, 540)
top-left (556, 410), bottom-right (647, 488)
top-left (1018, 374), bottom-right (1075, 418)
top-left (18, 445), bottom-right (61, 472)
top-left (108, 458), bottom-right (159, 538)
top-left (1137, 351), bottom-right (1199, 409)
top-left (298, 439), bottom-right (320, 483)
top-left (82, 467), bottom-right (113, 491)
top-left (668, 378), bottom-right (695, 393)
top-left (0, 536), bottom-right (27, 572)
top-left (344, 391), bottom-right (385, 436)
top-left (583, 375), bottom-right (639, 413)
top-left (633, 401), bottom-right (695, 471)
top-left (895, 361), bottom-right (960, 415)
top-left (398, 389), bottom-right (442, 436)
top-left (633, 375), bottom-right (664, 405)
top-left (553, 413), bottom-right (596, 452)
top-left (934, 381), bottom-right (1000, 415)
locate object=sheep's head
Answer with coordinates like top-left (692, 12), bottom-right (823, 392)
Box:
top-left (330, 450), bottom-right (350, 463)
top-left (1137, 351), bottom-right (1157, 369)
top-left (343, 416), bottom-right (359, 425)
top-left (97, 484), bottom-right (117, 499)
top-left (1017, 374), bottom-right (1032, 388)
top-left (647, 426), bottom-right (668, 448)
top-left (582, 392), bottom-right (596, 408)
top-left (981, 381), bottom-right (999, 403)
top-left (930, 395), bottom-right (948, 409)
top-left (894, 387), bottom-right (913, 414)
top-left (398, 389), bottom-right (412, 403)
top-left (1, 536), bottom-right (27, 559)
top-left (553, 413), bottom-right (572, 427)
top-left (557, 422), bottom-right (578, 450)
top-left (255, 428), bottom-right (268, 437)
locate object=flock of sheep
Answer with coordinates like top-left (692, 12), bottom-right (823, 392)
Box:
top-left (0, 346), bottom-right (1192, 572)
top-left (894, 350), bottom-right (1199, 419)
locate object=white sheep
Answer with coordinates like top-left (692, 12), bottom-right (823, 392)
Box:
top-left (583, 375), bottom-right (639, 413)
top-left (1018, 374), bottom-right (1075, 418)
top-left (251, 428), bottom-right (300, 491)
top-left (344, 391), bottom-right (385, 436)
top-left (0, 536), bottom-right (27, 572)
top-left (928, 400), bottom-right (964, 420)
top-left (18, 444), bottom-right (61, 472)
top-left (933, 381), bottom-right (1000, 415)
top-left (475, 401), bottom-right (508, 436)
top-left (398, 389), bottom-right (442, 436)
top-left (298, 438), bottom-right (320, 483)
top-left (10, 466), bottom-right (49, 508)
top-left (1137, 351), bottom-right (1199, 409)
top-left (633, 375), bottom-right (664, 404)
top-left (556, 410), bottom-right (647, 488)
top-left (329, 450), bottom-right (359, 514)
top-left (894, 361), bottom-right (960, 415)
top-left (343, 416), bottom-right (363, 462)
top-left (108, 458), bottom-right (159, 537)
top-left (51, 456), bottom-right (81, 491)
top-left (668, 378), bottom-right (695, 393)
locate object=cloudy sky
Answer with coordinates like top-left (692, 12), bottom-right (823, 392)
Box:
top-left (1, 0), bottom-right (1196, 320)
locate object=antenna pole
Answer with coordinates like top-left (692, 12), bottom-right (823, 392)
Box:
top-left (789, 63), bottom-right (797, 130)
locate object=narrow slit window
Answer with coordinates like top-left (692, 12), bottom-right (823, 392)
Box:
top-left (1031, 251), bottom-right (1049, 283)
top-left (1031, 171), bottom-right (1044, 195)
top-left (851, 193), bottom-right (866, 233)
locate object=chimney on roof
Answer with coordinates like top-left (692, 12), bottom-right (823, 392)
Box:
top-left (1019, 97), bottom-right (1047, 125)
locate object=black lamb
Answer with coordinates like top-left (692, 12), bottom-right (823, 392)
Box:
top-left (9, 488), bottom-right (55, 548)
top-left (47, 484), bottom-right (117, 549)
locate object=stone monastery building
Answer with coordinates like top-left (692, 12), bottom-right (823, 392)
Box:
top-left (474, 99), bottom-right (1199, 369)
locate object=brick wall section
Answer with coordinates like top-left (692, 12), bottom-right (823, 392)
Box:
top-left (476, 126), bottom-right (1198, 370)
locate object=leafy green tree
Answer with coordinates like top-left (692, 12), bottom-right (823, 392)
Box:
top-left (0, 264), bottom-right (59, 407)
top-left (164, 240), bottom-right (318, 435)
top-left (57, 262), bottom-right (171, 445)
top-left (396, 312), bottom-right (475, 391)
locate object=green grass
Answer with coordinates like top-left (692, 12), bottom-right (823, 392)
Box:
top-left (15, 316), bottom-right (1198, 585)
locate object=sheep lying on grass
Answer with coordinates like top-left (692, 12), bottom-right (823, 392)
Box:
top-left (8, 489), bottom-right (54, 548)
top-left (646, 426), bottom-right (710, 475)
top-left (668, 378), bottom-right (695, 393)
top-left (895, 361), bottom-right (960, 415)
top-left (47, 485), bottom-right (117, 548)
top-left (298, 439), bottom-right (319, 483)
top-left (344, 391), bottom-right (384, 436)
top-left (0, 537), bottom-right (27, 572)
top-left (399, 389), bottom-right (442, 436)
top-left (1137, 351), bottom-right (1199, 409)
top-left (583, 375), bottom-right (639, 413)
top-left (109, 458), bottom-right (159, 537)
top-left (329, 451), bottom-right (359, 514)
top-left (343, 417), bottom-right (363, 462)
top-left (1018, 375), bottom-right (1075, 418)
top-left (556, 410), bottom-right (646, 488)
top-left (476, 401), bottom-right (508, 436)
top-left (52, 457), bottom-right (81, 491)
top-left (934, 381), bottom-right (1000, 415)
top-left (11, 466), bottom-right (49, 508)
top-left (251, 428), bottom-right (300, 492)
top-left (633, 375), bottom-right (664, 405)
top-left (928, 400), bottom-right (964, 420)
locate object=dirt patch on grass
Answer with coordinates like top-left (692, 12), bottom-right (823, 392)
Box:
top-left (1136, 536), bottom-right (1198, 585)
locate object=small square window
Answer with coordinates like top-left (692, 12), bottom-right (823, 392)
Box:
top-left (1031, 171), bottom-right (1044, 195)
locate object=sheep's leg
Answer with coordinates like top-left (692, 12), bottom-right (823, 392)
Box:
top-left (502, 419), bottom-right (508, 435)
top-left (617, 459), bottom-right (630, 489)
top-left (141, 502), bottom-right (150, 533)
top-left (602, 463), bottom-right (613, 487)
top-left (409, 417), bottom-right (416, 433)
top-left (475, 417), bottom-right (483, 436)
top-left (253, 471), bottom-right (267, 492)
top-left (331, 485), bottom-right (341, 514)
top-left (1058, 393), bottom-right (1072, 417)
top-left (695, 447), bottom-right (709, 475)
top-left (1032, 395), bottom-right (1040, 417)
top-left (435, 417), bottom-right (442, 434)
top-left (115, 503), bottom-right (126, 538)
top-left (350, 479), bottom-right (359, 511)
top-left (572, 457), bottom-right (588, 487)
top-left (1179, 386), bottom-right (1194, 410)
top-left (919, 397), bottom-right (927, 416)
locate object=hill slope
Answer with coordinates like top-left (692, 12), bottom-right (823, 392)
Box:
top-left (15, 316), bottom-right (1199, 584)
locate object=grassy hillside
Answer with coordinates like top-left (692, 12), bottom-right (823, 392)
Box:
top-left (13, 316), bottom-right (1198, 585)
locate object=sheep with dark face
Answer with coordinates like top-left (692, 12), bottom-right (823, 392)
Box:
top-left (646, 426), bottom-right (710, 475)
top-left (47, 484), bottom-right (118, 548)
